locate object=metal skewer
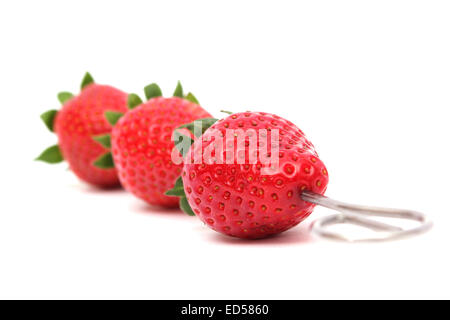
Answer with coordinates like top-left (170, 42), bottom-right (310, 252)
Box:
top-left (301, 191), bottom-right (432, 242)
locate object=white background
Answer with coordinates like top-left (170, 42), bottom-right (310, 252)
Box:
top-left (0, 0), bottom-right (449, 299)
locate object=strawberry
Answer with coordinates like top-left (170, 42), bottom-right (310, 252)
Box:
top-left (100, 82), bottom-right (212, 207)
top-left (36, 73), bottom-right (128, 187)
top-left (166, 112), bottom-right (329, 239)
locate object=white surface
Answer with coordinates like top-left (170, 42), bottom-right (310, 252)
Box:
top-left (1, 0), bottom-right (449, 299)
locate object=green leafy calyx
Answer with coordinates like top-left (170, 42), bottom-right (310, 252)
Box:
top-left (172, 118), bottom-right (216, 157)
top-left (36, 145), bottom-right (64, 164)
top-left (93, 134), bottom-right (111, 149)
top-left (180, 196), bottom-right (195, 216)
top-left (185, 92), bottom-right (199, 104)
top-left (81, 72), bottom-right (94, 89)
top-left (40, 110), bottom-right (58, 132)
top-left (165, 177), bottom-right (195, 216)
top-left (105, 111), bottom-right (124, 126)
top-left (173, 130), bottom-right (194, 158)
top-left (57, 92), bottom-right (74, 104)
top-left (165, 118), bottom-right (218, 216)
top-left (173, 81), bottom-right (183, 98)
top-left (165, 176), bottom-right (185, 196)
top-left (93, 152), bottom-right (114, 169)
top-left (127, 93), bottom-right (143, 109)
top-left (178, 118), bottom-right (218, 137)
top-left (144, 83), bottom-right (163, 100)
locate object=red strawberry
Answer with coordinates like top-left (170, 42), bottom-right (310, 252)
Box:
top-left (36, 73), bottom-right (128, 187)
top-left (103, 82), bottom-right (211, 207)
top-left (167, 112), bottom-right (329, 239)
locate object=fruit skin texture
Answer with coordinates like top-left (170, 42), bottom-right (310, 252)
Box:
top-left (111, 97), bottom-right (211, 207)
top-left (54, 84), bottom-right (128, 187)
top-left (181, 112), bottom-right (329, 239)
